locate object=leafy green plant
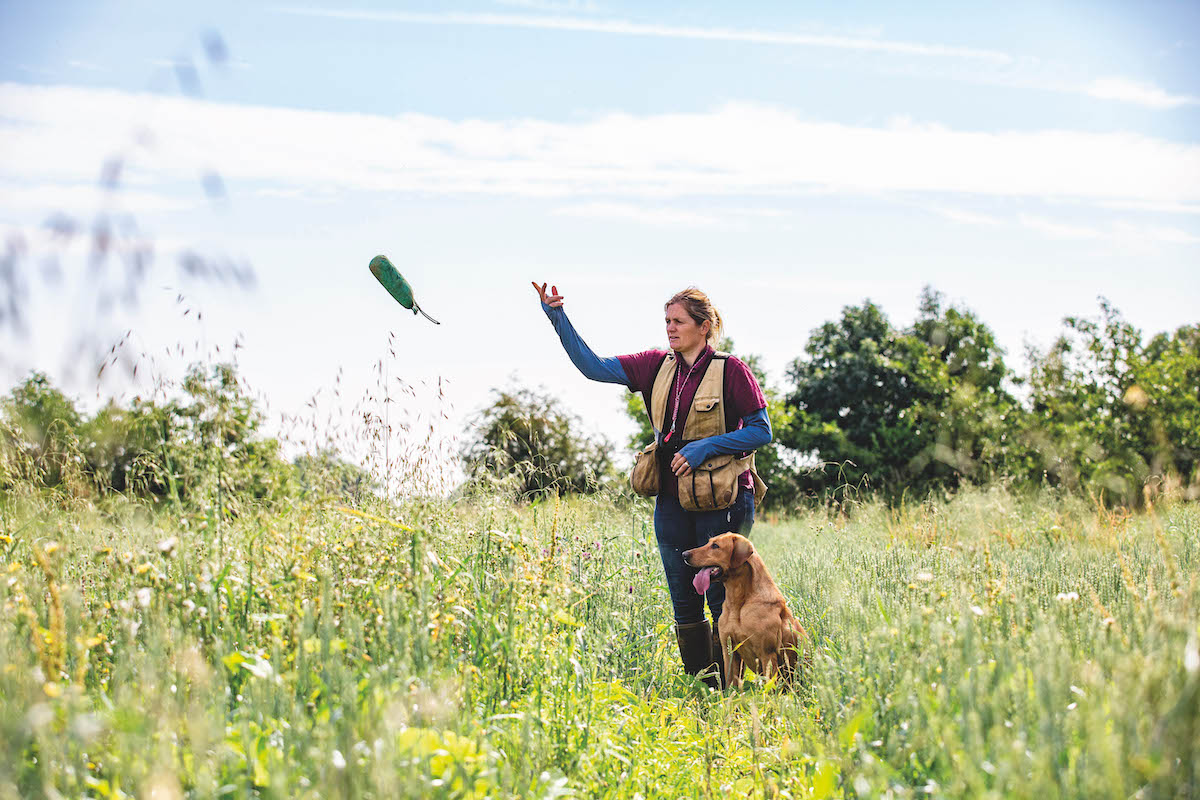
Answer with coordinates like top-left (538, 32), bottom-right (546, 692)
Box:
top-left (463, 384), bottom-right (617, 499)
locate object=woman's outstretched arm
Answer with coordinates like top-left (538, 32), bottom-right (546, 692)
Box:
top-left (533, 281), bottom-right (630, 386)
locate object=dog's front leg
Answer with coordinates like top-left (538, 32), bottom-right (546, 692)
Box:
top-left (727, 647), bottom-right (744, 689)
top-left (761, 650), bottom-right (779, 684)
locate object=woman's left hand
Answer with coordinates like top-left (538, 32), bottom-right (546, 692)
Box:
top-left (670, 452), bottom-right (692, 477)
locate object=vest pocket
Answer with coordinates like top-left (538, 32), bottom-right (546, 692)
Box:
top-left (630, 441), bottom-right (659, 497)
top-left (677, 453), bottom-right (753, 512)
top-left (688, 395), bottom-right (723, 439)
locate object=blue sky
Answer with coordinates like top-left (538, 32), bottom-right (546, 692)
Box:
top-left (1, 0), bottom-right (1198, 481)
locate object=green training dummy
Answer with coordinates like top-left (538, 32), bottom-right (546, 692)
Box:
top-left (369, 255), bottom-right (440, 325)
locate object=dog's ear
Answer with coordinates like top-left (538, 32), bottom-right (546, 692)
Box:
top-left (730, 536), bottom-right (754, 570)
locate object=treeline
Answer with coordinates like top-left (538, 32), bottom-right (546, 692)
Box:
top-left (0, 363), bottom-right (372, 512)
top-left (779, 290), bottom-right (1197, 506)
top-left (471, 290), bottom-right (1198, 509)
top-left (4, 291), bottom-right (1196, 512)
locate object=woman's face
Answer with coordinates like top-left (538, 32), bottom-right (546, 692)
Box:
top-left (665, 303), bottom-right (709, 353)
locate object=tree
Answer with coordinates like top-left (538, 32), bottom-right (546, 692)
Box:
top-left (780, 300), bottom-right (926, 497)
top-left (1137, 323), bottom-right (1200, 493)
top-left (465, 384), bottom-right (615, 498)
top-left (1023, 301), bottom-right (1199, 504)
top-left (0, 364), bottom-right (298, 510)
top-left (780, 288), bottom-right (1019, 500)
top-left (0, 373), bottom-right (84, 490)
top-left (905, 288), bottom-right (1023, 487)
top-left (294, 449), bottom-right (376, 499)
top-left (78, 397), bottom-right (177, 496)
top-left (175, 363), bottom-right (294, 512)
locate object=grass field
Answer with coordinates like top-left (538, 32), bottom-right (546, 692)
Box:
top-left (2, 486), bottom-right (1197, 799)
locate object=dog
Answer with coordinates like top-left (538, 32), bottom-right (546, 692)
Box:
top-left (683, 533), bottom-right (807, 689)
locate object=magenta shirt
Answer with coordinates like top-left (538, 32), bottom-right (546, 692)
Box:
top-left (618, 345), bottom-right (766, 498)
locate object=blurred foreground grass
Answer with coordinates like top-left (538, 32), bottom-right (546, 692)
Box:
top-left (1, 487), bottom-right (1197, 799)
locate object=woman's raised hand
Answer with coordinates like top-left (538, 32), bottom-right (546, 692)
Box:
top-left (532, 282), bottom-right (564, 308)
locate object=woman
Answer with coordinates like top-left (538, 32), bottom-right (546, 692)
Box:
top-left (532, 281), bottom-right (771, 688)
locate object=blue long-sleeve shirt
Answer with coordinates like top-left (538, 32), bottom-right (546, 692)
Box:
top-left (678, 408), bottom-right (771, 466)
top-left (542, 302), bottom-right (772, 465)
top-left (542, 302), bottom-right (629, 385)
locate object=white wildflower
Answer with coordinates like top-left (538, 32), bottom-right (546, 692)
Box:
top-left (136, 587), bottom-right (152, 608)
top-left (1056, 592), bottom-right (1079, 602)
top-left (242, 657), bottom-right (273, 680)
top-left (331, 750), bottom-right (346, 769)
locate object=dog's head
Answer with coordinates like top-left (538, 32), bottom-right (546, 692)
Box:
top-left (683, 533), bottom-right (754, 593)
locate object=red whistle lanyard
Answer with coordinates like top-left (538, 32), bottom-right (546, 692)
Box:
top-left (663, 356), bottom-right (701, 442)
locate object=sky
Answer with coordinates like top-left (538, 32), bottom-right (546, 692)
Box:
top-left (1, 0), bottom-right (1198, 481)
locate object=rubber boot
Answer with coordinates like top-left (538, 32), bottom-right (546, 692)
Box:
top-left (711, 621), bottom-right (727, 689)
top-left (676, 620), bottom-right (720, 689)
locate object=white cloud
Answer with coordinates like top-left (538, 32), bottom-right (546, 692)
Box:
top-left (926, 203), bottom-right (1199, 246)
top-left (0, 182), bottom-right (194, 217)
top-left (1018, 213), bottom-right (1106, 240)
top-left (553, 202), bottom-right (721, 228)
top-left (274, 9), bottom-right (1200, 112)
top-left (2, 83), bottom-right (1198, 215)
top-left (1110, 222), bottom-right (1200, 246)
top-left (1086, 77), bottom-right (1200, 110)
top-left (1098, 200), bottom-right (1200, 216)
top-left (930, 206), bottom-right (1005, 227)
top-left (275, 8), bottom-right (1012, 62)
top-left (1018, 213), bottom-right (1200, 245)
top-left (494, 0), bottom-right (603, 13)
top-left (553, 201), bottom-right (792, 228)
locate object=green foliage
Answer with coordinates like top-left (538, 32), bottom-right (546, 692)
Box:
top-left (1022, 301), bottom-right (1200, 505)
top-left (737, 348), bottom-right (802, 511)
top-left (464, 384), bottom-right (616, 498)
top-left (781, 287), bottom-right (1020, 500)
top-left (293, 448), bottom-right (376, 499)
top-left (1139, 323), bottom-right (1200, 481)
top-left (0, 372), bottom-right (85, 490)
top-left (174, 363), bottom-right (295, 512)
top-left (0, 364), bottom-right (321, 511)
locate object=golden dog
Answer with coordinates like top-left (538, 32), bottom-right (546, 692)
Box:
top-left (683, 533), bottom-right (807, 688)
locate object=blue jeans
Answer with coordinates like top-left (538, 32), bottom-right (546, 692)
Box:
top-left (654, 486), bottom-right (755, 625)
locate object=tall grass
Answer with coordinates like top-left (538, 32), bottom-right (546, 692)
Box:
top-left (1, 484), bottom-right (1197, 798)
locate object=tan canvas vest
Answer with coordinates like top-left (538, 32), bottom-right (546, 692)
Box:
top-left (650, 351), bottom-right (728, 440)
top-left (645, 351), bottom-right (767, 508)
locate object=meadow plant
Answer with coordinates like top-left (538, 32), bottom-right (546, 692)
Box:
top-left (1, 481), bottom-right (1196, 798)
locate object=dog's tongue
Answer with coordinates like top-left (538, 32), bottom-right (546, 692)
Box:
top-left (692, 567), bottom-right (717, 595)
